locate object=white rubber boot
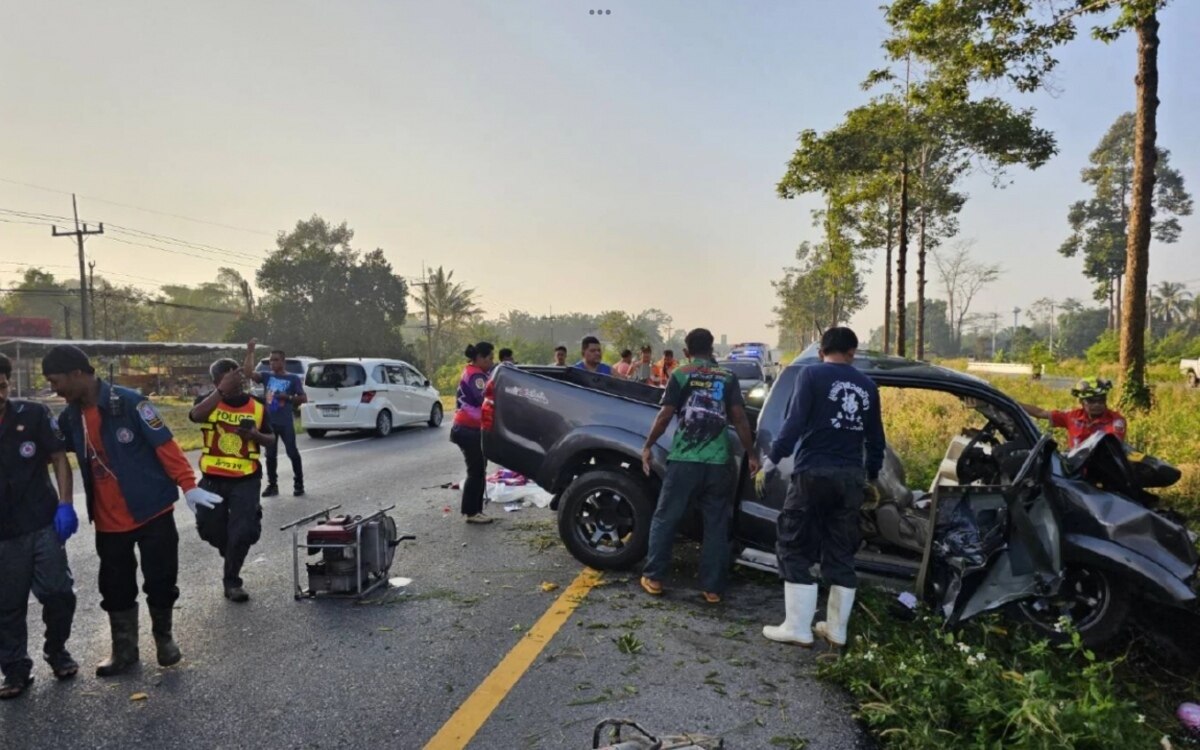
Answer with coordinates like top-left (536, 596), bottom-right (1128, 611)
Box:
top-left (814, 586), bottom-right (857, 648)
top-left (761, 582), bottom-right (818, 647)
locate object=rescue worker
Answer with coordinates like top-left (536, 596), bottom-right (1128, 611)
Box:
top-left (189, 358), bottom-right (276, 603)
top-left (639, 329), bottom-right (758, 603)
top-left (1020, 377), bottom-right (1126, 451)
top-left (451, 342), bottom-right (495, 524)
top-left (758, 327), bottom-right (885, 650)
top-left (42, 345), bottom-right (222, 677)
top-left (650, 350), bottom-right (679, 387)
top-left (574, 336), bottom-right (613, 375)
top-left (0, 353), bottom-right (78, 699)
top-left (242, 339), bottom-right (306, 497)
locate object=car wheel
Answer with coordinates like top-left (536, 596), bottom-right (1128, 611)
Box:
top-left (428, 402), bottom-right (444, 428)
top-left (1012, 565), bottom-right (1131, 648)
top-left (375, 410), bottom-right (393, 438)
top-left (557, 469), bottom-right (654, 571)
top-left (307, 429), bottom-right (327, 439)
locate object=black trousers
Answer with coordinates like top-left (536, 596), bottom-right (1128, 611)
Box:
top-left (265, 419), bottom-right (303, 487)
top-left (196, 474), bottom-right (263, 588)
top-left (450, 426), bottom-right (486, 516)
top-left (95, 511), bottom-right (180, 613)
top-left (775, 467), bottom-right (865, 589)
top-left (0, 525), bottom-right (76, 678)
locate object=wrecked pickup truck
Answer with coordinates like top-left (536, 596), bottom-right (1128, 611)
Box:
top-left (480, 349), bottom-right (1199, 647)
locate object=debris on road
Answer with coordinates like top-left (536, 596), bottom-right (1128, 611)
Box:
top-left (540, 581), bottom-right (560, 592)
top-left (130, 693), bottom-right (149, 702)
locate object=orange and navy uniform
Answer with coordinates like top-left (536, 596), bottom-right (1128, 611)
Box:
top-left (1049, 408), bottom-right (1127, 451)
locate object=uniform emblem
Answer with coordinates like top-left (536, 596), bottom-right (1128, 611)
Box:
top-left (19, 441), bottom-right (36, 458)
top-left (474, 377), bottom-right (486, 391)
top-left (137, 401), bottom-right (165, 430)
top-left (116, 427), bottom-right (135, 444)
top-left (218, 431), bottom-right (245, 455)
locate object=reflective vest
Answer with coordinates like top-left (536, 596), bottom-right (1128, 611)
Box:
top-left (199, 398), bottom-right (265, 478)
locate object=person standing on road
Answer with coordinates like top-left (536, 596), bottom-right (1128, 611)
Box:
top-left (1019, 377), bottom-right (1126, 451)
top-left (0, 354), bottom-right (78, 699)
top-left (759, 327), bottom-right (885, 650)
top-left (613, 349), bottom-right (635, 379)
top-left (552, 346), bottom-right (568, 367)
top-left (451, 342), bottom-right (496, 525)
top-left (574, 336), bottom-right (613, 375)
top-left (190, 359), bottom-right (276, 603)
top-left (242, 339), bottom-right (307, 497)
top-left (639, 329), bottom-right (759, 604)
top-left (650, 350), bottom-right (679, 387)
top-left (630, 345), bottom-right (654, 384)
top-left (42, 345), bottom-right (222, 677)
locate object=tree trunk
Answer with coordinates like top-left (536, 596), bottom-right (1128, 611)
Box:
top-left (1115, 274), bottom-right (1123, 331)
top-left (883, 195), bottom-right (895, 355)
top-left (1120, 12), bottom-right (1158, 409)
top-left (915, 153), bottom-right (929, 360)
top-left (896, 160), bottom-right (910, 358)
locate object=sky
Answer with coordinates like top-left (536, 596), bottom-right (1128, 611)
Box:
top-left (1, 1), bottom-right (1198, 347)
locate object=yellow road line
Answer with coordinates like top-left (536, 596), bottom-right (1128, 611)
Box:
top-left (422, 567), bottom-right (603, 750)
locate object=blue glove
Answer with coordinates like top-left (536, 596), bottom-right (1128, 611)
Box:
top-left (54, 504), bottom-right (79, 544)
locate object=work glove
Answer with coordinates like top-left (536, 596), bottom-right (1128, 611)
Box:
top-left (185, 488), bottom-right (224, 514)
top-left (54, 504), bottom-right (78, 544)
top-left (754, 458), bottom-right (778, 498)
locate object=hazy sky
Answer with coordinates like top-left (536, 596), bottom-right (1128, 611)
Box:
top-left (2, 1), bottom-right (1198, 346)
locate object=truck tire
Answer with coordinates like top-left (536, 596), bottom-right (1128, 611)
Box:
top-left (307, 429), bottom-right (327, 439)
top-left (1011, 564), bottom-right (1131, 649)
top-left (557, 469), bottom-right (654, 571)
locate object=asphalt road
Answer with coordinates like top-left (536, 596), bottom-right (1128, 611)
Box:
top-left (4, 425), bottom-right (870, 750)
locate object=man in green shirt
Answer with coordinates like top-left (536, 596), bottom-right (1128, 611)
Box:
top-left (639, 328), bottom-right (759, 603)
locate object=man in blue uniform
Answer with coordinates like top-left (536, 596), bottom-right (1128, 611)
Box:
top-left (759, 327), bottom-right (885, 650)
top-left (0, 353), bottom-right (78, 699)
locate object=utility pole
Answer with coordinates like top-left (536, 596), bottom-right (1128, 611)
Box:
top-left (416, 263), bottom-right (434, 375)
top-left (51, 194), bottom-right (103, 339)
top-left (990, 312), bottom-right (998, 358)
top-left (1012, 307), bottom-right (1021, 333)
top-left (88, 260), bottom-right (97, 339)
top-left (549, 304), bottom-right (554, 346)
top-left (62, 306), bottom-right (73, 340)
top-left (1049, 300), bottom-right (1056, 356)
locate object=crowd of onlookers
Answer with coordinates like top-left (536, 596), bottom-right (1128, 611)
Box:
top-left (550, 338), bottom-right (679, 387)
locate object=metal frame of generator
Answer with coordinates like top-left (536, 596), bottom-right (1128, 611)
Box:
top-left (280, 504), bottom-right (413, 600)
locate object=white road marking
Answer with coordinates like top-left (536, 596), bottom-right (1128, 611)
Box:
top-left (299, 437), bottom-right (373, 454)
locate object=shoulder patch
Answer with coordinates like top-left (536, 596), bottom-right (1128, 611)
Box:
top-left (137, 401), bottom-right (165, 430)
top-left (19, 440), bottom-right (36, 458)
top-left (473, 376), bottom-right (486, 391)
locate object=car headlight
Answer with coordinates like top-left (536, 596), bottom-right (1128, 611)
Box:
top-left (749, 385), bottom-right (767, 400)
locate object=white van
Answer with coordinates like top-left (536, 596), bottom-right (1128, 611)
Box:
top-left (300, 358), bottom-right (443, 438)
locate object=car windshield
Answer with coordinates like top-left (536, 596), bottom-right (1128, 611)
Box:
top-left (721, 362), bottom-right (763, 380)
top-left (306, 363), bottom-right (366, 388)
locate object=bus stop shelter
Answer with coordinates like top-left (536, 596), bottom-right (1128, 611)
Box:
top-left (0, 337), bottom-right (263, 398)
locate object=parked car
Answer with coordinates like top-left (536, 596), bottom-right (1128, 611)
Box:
top-left (250, 355), bottom-right (319, 399)
top-left (717, 358), bottom-right (771, 409)
top-left (301, 358), bottom-right (443, 438)
top-left (481, 350), bottom-right (1199, 648)
top-left (727, 342), bottom-right (781, 382)
top-left (1181, 358), bottom-right (1200, 388)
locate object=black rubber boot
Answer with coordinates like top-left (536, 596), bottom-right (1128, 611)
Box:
top-left (293, 481), bottom-right (305, 497)
top-left (149, 606), bottom-right (182, 667)
top-left (95, 606), bottom-right (140, 678)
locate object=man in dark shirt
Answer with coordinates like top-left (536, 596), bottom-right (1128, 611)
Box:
top-left (574, 336), bottom-right (613, 375)
top-left (760, 327), bottom-right (885, 650)
top-left (0, 354), bottom-right (78, 699)
top-left (639, 329), bottom-right (758, 603)
top-left (190, 358), bottom-right (276, 603)
top-left (243, 340), bottom-right (307, 497)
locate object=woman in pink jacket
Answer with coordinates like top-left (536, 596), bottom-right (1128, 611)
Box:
top-left (450, 342), bottom-right (495, 524)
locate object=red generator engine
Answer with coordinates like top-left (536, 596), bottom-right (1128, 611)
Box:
top-left (281, 504), bottom-right (413, 599)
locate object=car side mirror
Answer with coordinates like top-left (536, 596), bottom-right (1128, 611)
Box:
top-left (424, 380), bottom-right (431, 388)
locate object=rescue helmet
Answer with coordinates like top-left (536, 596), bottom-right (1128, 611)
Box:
top-left (1071, 377), bottom-right (1113, 400)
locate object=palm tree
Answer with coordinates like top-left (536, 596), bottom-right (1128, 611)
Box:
top-left (410, 266), bottom-right (482, 366)
top-left (1151, 280), bottom-right (1192, 330)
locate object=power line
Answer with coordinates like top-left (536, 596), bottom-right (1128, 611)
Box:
top-left (0, 176), bottom-right (274, 236)
top-left (100, 235), bottom-right (259, 270)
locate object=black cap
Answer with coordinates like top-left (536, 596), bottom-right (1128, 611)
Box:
top-left (41, 344), bottom-right (95, 376)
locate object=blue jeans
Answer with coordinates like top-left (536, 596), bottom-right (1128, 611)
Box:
top-left (776, 466), bottom-right (865, 588)
top-left (643, 461), bottom-right (735, 594)
top-left (0, 525), bottom-right (77, 678)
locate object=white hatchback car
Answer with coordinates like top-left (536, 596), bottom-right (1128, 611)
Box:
top-left (300, 358), bottom-right (443, 438)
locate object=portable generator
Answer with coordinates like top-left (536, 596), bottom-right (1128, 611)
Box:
top-left (591, 719), bottom-right (723, 750)
top-left (280, 505), bottom-right (414, 599)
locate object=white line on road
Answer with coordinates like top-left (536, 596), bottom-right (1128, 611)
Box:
top-left (298, 437), bottom-right (373, 454)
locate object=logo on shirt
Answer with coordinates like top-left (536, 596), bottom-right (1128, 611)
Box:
top-left (828, 381), bottom-right (870, 431)
top-left (137, 401), bottom-right (165, 430)
top-left (474, 377), bottom-right (486, 391)
top-left (217, 431), bottom-right (246, 455)
top-left (116, 427), bottom-right (135, 444)
top-left (18, 440), bottom-right (36, 458)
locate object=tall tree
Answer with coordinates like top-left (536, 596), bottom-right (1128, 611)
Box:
top-left (410, 266), bottom-right (482, 370)
top-left (1059, 112), bottom-right (1192, 329)
top-left (932, 242), bottom-right (1002, 353)
top-left (771, 241), bottom-right (867, 347)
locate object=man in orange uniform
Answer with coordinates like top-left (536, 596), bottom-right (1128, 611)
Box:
top-left (42, 345), bottom-right (222, 677)
top-left (651, 350), bottom-right (679, 388)
top-left (190, 358), bottom-right (275, 603)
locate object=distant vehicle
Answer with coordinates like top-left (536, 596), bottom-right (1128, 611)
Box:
top-left (250, 356), bottom-right (319, 398)
top-left (301, 358), bottom-right (443, 438)
top-left (727, 342), bottom-right (780, 381)
top-left (1181, 358), bottom-right (1200, 388)
top-left (717, 358), bottom-right (771, 408)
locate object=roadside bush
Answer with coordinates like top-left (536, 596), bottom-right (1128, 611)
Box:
top-left (820, 590), bottom-right (1164, 749)
top-left (1085, 330), bottom-right (1120, 365)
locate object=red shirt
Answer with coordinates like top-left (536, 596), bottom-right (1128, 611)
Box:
top-left (1049, 407), bottom-right (1127, 451)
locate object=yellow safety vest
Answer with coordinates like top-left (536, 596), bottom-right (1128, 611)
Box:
top-left (199, 398), bottom-right (265, 478)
